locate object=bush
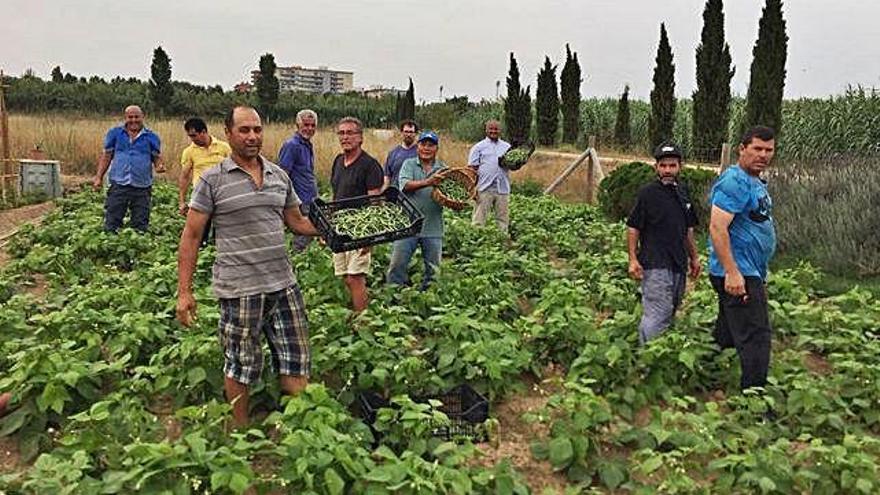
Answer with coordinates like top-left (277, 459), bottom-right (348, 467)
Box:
top-left (597, 161), bottom-right (654, 221)
top-left (451, 102), bottom-right (502, 142)
top-left (598, 161), bottom-right (717, 228)
top-left (511, 179), bottom-right (544, 197)
top-left (770, 154), bottom-right (880, 276)
top-left (679, 167), bottom-right (718, 229)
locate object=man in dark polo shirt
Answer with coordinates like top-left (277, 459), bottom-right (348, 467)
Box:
top-left (627, 143), bottom-right (701, 345)
top-left (176, 105), bottom-right (319, 428)
top-left (331, 116), bottom-right (384, 313)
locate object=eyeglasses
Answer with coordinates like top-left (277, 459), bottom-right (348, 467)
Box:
top-left (336, 130), bottom-right (362, 137)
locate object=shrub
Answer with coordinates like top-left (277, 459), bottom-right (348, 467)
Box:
top-left (597, 161), bottom-right (654, 221)
top-left (598, 161), bottom-right (717, 228)
top-left (770, 154), bottom-right (880, 276)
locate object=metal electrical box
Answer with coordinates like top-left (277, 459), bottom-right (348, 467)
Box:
top-left (18, 159), bottom-right (63, 199)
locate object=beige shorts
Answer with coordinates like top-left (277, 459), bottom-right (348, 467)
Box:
top-left (333, 249), bottom-right (372, 276)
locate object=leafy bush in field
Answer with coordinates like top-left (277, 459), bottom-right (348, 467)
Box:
top-left (679, 166), bottom-right (718, 228)
top-left (598, 161), bottom-right (654, 221)
top-left (771, 154), bottom-right (880, 276)
top-left (598, 161), bottom-right (717, 228)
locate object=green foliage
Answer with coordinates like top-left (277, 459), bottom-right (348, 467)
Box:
top-left (535, 56), bottom-right (560, 146)
top-left (597, 161), bottom-right (655, 221)
top-left (613, 85), bottom-right (632, 149)
top-left (771, 154), bottom-right (880, 276)
top-left (451, 102), bottom-right (503, 142)
top-left (256, 53), bottom-right (280, 118)
top-left (2, 172), bottom-right (880, 493)
top-left (503, 52), bottom-right (532, 145)
top-left (396, 78), bottom-right (416, 123)
top-left (679, 167), bottom-right (718, 229)
top-left (649, 23), bottom-right (677, 150)
top-left (50, 66), bottom-right (63, 83)
top-left (743, 0), bottom-right (789, 134)
top-left (149, 46), bottom-right (174, 114)
top-left (692, 0), bottom-right (735, 162)
top-left (560, 44), bottom-right (582, 144)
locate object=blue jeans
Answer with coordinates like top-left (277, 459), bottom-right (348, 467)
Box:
top-left (104, 184), bottom-right (151, 233)
top-left (386, 236), bottom-right (442, 290)
top-left (638, 268), bottom-right (686, 345)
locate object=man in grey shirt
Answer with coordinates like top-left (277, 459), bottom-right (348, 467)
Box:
top-left (469, 120), bottom-right (512, 233)
top-left (176, 105), bottom-right (319, 428)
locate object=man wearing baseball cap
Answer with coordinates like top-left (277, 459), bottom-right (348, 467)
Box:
top-left (386, 130), bottom-right (447, 290)
top-left (626, 142), bottom-right (701, 344)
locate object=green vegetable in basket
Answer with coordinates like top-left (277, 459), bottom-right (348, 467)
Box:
top-left (330, 203), bottom-right (411, 238)
top-left (503, 147), bottom-right (531, 165)
top-left (437, 177), bottom-right (470, 202)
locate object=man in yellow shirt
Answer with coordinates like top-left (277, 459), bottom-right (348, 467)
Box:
top-left (178, 117), bottom-right (232, 245)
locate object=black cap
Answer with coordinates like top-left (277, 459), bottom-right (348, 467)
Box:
top-left (653, 142), bottom-right (683, 161)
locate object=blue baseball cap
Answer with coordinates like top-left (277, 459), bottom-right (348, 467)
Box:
top-left (417, 130), bottom-right (439, 145)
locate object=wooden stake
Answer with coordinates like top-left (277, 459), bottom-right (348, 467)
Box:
top-left (0, 70), bottom-right (11, 201)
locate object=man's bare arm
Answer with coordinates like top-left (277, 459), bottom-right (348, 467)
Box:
top-left (176, 208), bottom-right (210, 327)
top-left (283, 206), bottom-right (320, 236)
top-left (709, 205), bottom-right (745, 295)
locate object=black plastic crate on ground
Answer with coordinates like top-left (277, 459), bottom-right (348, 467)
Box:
top-left (355, 384), bottom-right (490, 443)
top-left (309, 188), bottom-right (424, 253)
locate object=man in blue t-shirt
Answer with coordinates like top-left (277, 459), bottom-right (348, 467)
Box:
top-left (92, 105), bottom-right (165, 232)
top-left (708, 126), bottom-right (777, 391)
top-left (382, 119), bottom-right (419, 191)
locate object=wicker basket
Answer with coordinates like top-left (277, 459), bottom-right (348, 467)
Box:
top-left (432, 167), bottom-right (477, 211)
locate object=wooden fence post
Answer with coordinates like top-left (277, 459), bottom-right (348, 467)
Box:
top-left (586, 135), bottom-right (597, 203)
top-left (720, 143), bottom-right (732, 171)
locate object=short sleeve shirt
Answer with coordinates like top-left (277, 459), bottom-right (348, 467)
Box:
top-left (277, 133), bottom-right (318, 205)
top-left (627, 180), bottom-right (698, 273)
top-left (189, 156), bottom-right (300, 298)
top-left (468, 137), bottom-right (511, 194)
top-left (384, 145), bottom-right (418, 189)
top-left (398, 157), bottom-right (446, 238)
top-left (180, 137), bottom-right (231, 187)
top-left (707, 165), bottom-right (776, 280)
top-left (104, 126), bottom-right (161, 188)
top-left (331, 151), bottom-right (384, 200)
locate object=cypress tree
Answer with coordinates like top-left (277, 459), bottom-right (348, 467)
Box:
top-left (535, 56), bottom-right (559, 146)
top-left (743, 0), bottom-right (788, 134)
top-left (149, 46), bottom-right (174, 114)
top-left (693, 0), bottom-right (735, 161)
top-left (614, 85), bottom-right (632, 149)
top-left (51, 66), bottom-right (63, 83)
top-left (504, 53), bottom-right (532, 145)
top-left (649, 23), bottom-right (676, 149)
top-left (560, 44), bottom-right (582, 144)
top-left (256, 53), bottom-right (280, 119)
top-left (402, 78), bottom-right (416, 121)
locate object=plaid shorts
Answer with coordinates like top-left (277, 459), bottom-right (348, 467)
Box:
top-left (218, 284), bottom-right (310, 385)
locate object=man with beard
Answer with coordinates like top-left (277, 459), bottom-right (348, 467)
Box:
top-left (627, 142), bottom-right (700, 345)
top-left (383, 119), bottom-right (419, 191)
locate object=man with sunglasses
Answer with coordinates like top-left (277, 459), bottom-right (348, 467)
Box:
top-left (627, 142), bottom-right (700, 345)
top-left (708, 126), bottom-right (777, 391)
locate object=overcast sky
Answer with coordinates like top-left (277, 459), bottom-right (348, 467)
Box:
top-left (4, 0), bottom-right (879, 102)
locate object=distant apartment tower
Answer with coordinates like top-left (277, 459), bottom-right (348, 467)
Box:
top-left (251, 65), bottom-right (354, 94)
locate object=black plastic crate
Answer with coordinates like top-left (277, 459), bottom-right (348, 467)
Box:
top-left (309, 188), bottom-right (424, 253)
top-left (355, 384), bottom-right (489, 442)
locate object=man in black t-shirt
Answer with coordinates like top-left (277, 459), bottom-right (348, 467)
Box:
top-left (627, 143), bottom-right (701, 345)
top-left (331, 117), bottom-right (384, 313)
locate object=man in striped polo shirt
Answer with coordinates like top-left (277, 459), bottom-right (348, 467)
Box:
top-left (176, 106), bottom-right (319, 428)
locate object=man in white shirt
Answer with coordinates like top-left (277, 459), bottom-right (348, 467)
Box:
top-left (468, 120), bottom-right (512, 233)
